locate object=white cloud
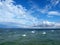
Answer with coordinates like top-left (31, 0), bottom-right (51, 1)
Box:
top-left (43, 21), bottom-right (60, 28)
top-left (33, 20), bottom-right (60, 28)
top-left (27, 0), bottom-right (60, 15)
top-left (51, 0), bottom-right (60, 6)
top-left (38, 0), bottom-right (60, 14)
top-left (48, 11), bottom-right (60, 16)
top-left (0, 0), bottom-right (39, 27)
top-left (0, 0), bottom-right (60, 28)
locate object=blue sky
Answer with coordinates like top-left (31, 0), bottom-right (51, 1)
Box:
top-left (0, 0), bottom-right (60, 28)
top-left (13, 0), bottom-right (60, 22)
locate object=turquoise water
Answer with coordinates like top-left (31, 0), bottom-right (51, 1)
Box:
top-left (0, 29), bottom-right (60, 45)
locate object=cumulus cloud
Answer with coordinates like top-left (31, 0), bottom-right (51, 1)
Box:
top-left (0, 0), bottom-right (39, 27)
top-left (33, 20), bottom-right (60, 28)
top-left (0, 0), bottom-right (60, 28)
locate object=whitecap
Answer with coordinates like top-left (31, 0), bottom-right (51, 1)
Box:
top-left (42, 31), bottom-right (46, 35)
top-left (22, 34), bottom-right (26, 37)
top-left (31, 30), bottom-right (35, 33)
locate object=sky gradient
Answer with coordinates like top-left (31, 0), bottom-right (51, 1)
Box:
top-left (0, 0), bottom-right (60, 28)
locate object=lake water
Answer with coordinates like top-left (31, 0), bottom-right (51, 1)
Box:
top-left (0, 28), bottom-right (60, 45)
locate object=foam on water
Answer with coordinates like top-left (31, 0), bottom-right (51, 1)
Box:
top-left (31, 30), bottom-right (35, 33)
top-left (42, 31), bottom-right (46, 35)
top-left (22, 34), bottom-right (26, 37)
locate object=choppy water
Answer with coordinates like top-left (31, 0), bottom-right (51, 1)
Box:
top-left (0, 28), bottom-right (60, 45)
